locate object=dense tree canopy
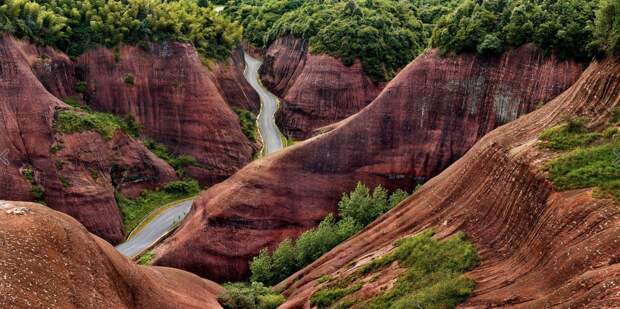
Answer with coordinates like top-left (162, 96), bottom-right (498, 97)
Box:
top-left (431, 0), bottom-right (599, 59)
top-left (591, 0), bottom-right (620, 56)
top-left (225, 0), bottom-right (428, 82)
top-left (0, 0), bottom-right (242, 59)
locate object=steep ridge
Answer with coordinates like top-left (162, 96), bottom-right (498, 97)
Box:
top-left (153, 44), bottom-right (583, 281)
top-left (0, 35), bottom-right (176, 244)
top-left (276, 57), bottom-right (620, 308)
top-left (76, 41), bottom-right (256, 185)
top-left (259, 36), bottom-right (383, 140)
top-left (0, 201), bottom-right (223, 308)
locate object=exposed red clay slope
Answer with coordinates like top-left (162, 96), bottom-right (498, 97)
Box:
top-left (0, 35), bottom-right (176, 244)
top-left (0, 201), bottom-right (223, 309)
top-left (76, 42), bottom-right (256, 185)
top-left (277, 57), bottom-right (620, 308)
top-left (210, 45), bottom-right (261, 114)
top-left (153, 45), bottom-right (582, 282)
top-left (259, 36), bottom-right (383, 140)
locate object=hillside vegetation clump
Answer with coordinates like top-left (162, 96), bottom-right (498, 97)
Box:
top-left (590, 0), bottom-right (620, 56)
top-left (218, 282), bottom-right (286, 309)
top-left (309, 230), bottom-right (479, 308)
top-left (540, 114), bottom-right (620, 202)
top-left (431, 0), bottom-right (598, 59)
top-left (249, 182), bottom-right (409, 286)
top-left (0, 0), bottom-right (242, 59)
top-left (225, 0), bottom-right (427, 82)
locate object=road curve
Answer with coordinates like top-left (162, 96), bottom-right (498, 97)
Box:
top-left (116, 200), bottom-right (192, 258)
top-left (243, 52), bottom-right (284, 155)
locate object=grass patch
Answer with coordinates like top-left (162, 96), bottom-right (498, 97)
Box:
top-left (218, 282), bottom-right (285, 309)
top-left (541, 116), bottom-right (620, 202)
top-left (234, 108), bottom-right (258, 142)
top-left (123, 73), bottom-right (135, 85)
top-left (55, 109), bottom-right (123, 140)
top-left (20, 167), bottom-right (45, 204)
top-left (310, 230), bottom-right (479, 309)
top-left (137, 250), bottom-right (155, 265)
top-left (143, 139), bottom-right (197, 174)
top-left (115, 179), bottom-right (200, 234)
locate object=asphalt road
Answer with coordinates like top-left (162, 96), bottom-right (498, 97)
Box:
top-left (243, 51), bottom-right (284, 155)
top-left (115, 200), bottom-right (192, 258)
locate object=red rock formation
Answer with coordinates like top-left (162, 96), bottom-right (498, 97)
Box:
top-left (210, 45), bottom-right (261, 114)
top-left (76, 42), bottom-right (255, 185)
top-left (0, 201), bottom-right (223, 308)
top-left (153, 44), bottom-right (583, 281)
top-left (260, 35), bottom-right (383, 140)
top-left (0, 35), bottom-right (175, 244)
top-left (277, 57), bottom-right (620, 308)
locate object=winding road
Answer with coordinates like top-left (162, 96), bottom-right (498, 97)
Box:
top-left (116, 51), bottom-right (284, 257)
top-left (244, 51), bottom-right (284, 155)
top-left (116, 200), bottom-right (192, 258)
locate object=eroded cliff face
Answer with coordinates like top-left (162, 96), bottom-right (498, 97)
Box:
top-left (153, 44), bottom-right (583, 281)
top-left (276, 57), bottom-right (620, 308)
top-left (259, 36), bottom-right (383, 140)
top-left (76, 42), bottom-right (256, 185)
top-left (0, 201), bottom-right (223, 308)
top-left (0, 35), bottom-right (176, 244)
top-left (210, 45), bottom-right (261, 114)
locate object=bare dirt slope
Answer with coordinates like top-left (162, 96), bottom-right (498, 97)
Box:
top-left (0, 201), bottom-right (223, 309)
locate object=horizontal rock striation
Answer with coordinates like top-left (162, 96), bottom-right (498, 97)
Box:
top-left (277, 57), bottom-right (620, 308)
top-left (0, 35), bottom-right (176, 244)
top-left (0, 201), bottom-right (223, 308)
top-left (153, 44), bottom-right (583, 281)
top-left (260, 35), bottom-right (383, 140)
top-left (76, 42), bottom-right (256, 185)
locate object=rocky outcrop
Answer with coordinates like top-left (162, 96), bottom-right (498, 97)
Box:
top-left (153, 44), bottom-right (583, 281)
top-left (0, 201), bottom-right (223, 308)
top-left (76, 42), bottom-right (255, 185)
top-left (210, 45), bottom-right (261, 114)
top-left (0, 35), bottom-right (176, 244)
top-left (260, 35), bottom-right (383, 140)
top-left (277, 57), bottom-right (620, 308)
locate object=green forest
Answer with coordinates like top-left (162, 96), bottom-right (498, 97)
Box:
top-left (0, 0), bottom-right (241, 59)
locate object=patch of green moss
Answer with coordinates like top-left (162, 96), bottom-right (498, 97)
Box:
top-left (539, 118), bottom-right (601, 151)
top-left (310, 230), bottom-right (479, 309)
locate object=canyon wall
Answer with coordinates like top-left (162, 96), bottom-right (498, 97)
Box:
top-left (259, 36), bottom-right (383, 140)
top-left (77, 42), bottom-right (256, 185)
top-left (0, 201), bottom-right (223, 308)
top-left (277, 57), bottom-right (620, 308)
top-left (0, 35), bottom-right (181, 244)
top-left (153, 44), bottom-right (583, 281)
top-left (210, 45), bottom-right (261, 114)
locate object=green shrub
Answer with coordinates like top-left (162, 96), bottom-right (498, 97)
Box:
top-left (218, 282), bottom-right (285, 309)
top-left (31, 185), bottom-right (45, 203)
top-left (49, 143), bottom-right (63, 154)
top-left (539, 118), bottom-right (602, 150)
top-left (21, 167), bottom-right (34, 183)
top-left (74, 81), bottom-right (87, 94)
top-left (163, 179), bottom-right (201, 195)
top-left (250, 183), bottom-right (410, 286)
top-left (310, 230), bottom-right (479, 308)
top-left (123, 73), bottom-right (135, 85)
top-left (590, 0), bottom-right (620, 56)
top-left (234, 108), bottom-right (257, 142)
top-left (137, 250), bottom-right (155, 265)
top-left (59, 175), bottom-right (71, 188)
